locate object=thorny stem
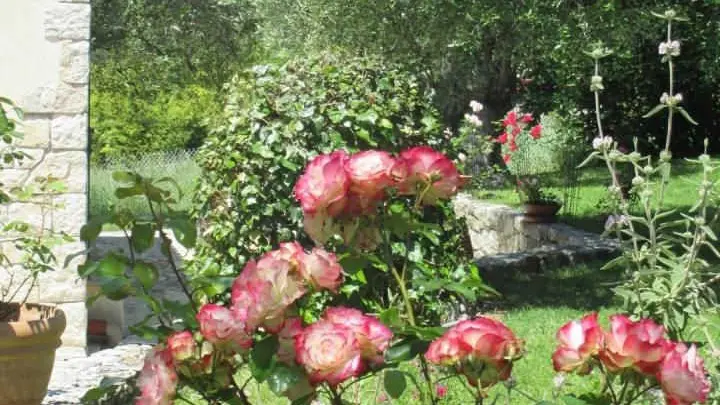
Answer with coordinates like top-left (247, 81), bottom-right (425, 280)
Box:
top-left (598, 363), bottom-right (620, 405)
top-left (146, 196), bottom-right (198, 313)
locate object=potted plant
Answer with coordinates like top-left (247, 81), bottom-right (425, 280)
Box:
top-left (0, 97), bottom-right (67, 405)
top-left (516, 175), bottom-right (562, 222)
top-left (496, 109), bottom-right (562, 222)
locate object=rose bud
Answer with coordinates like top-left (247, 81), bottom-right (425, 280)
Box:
top-left (166, 331), bottom-right (196, 362)
top-left (552, 313), bottom-right (603, 374)
top-left (136, 348), bottom-right (178, 405)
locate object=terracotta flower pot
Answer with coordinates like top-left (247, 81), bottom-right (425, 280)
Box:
top-left (0, 303), bottom-right (66, 405)
top-left (522, 202), bottom-right (562, 223)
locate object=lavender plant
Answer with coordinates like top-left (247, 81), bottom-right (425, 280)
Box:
top-left (580, 10), bottom-right (720, 340)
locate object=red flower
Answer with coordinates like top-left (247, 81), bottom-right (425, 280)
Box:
top-left (530, 124), bottom-right (542, 139)
top-left (521, 113), bottom-right (534, 124)
top-left (294, 151), bottom-right (350, 216)
top-left (295, 319), bottom-right (365, 387)
top-left (552, 313), bottom-right (603, 374)
top-left (599, 315), bottom-right (673, 376)
top-left (398, 146), bottom-right (463, 205)
top-left (502, 111), bottom-right (518, 127)
top-left (435, 384), bottom-right (448, 398)
top-left (166, 331), bottom-right (196, 362)
top-left (136, 348), bottom-right (178, 405)
top-left (497, 132), bottom-right (509, 144)
top-left (503, 154), bottom-right (511, 164)
top-left (658, 343), bottom-right (710, 405)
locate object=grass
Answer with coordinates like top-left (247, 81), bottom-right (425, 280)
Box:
top-left (89, 150), bottom-right (201, 221)
top-left (473, 158), bottom-right (719, 235)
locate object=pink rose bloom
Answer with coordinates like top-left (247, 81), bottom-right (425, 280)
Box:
top-left (658, 343), bottom-right (710, 405)
top-left (267, 241), bottom-right (306, 263)
top-left (345, 150), bottom-right (399, 199)
top-left (232, 255), bottom-right (307, 333)
top-left (425, 330), bottom-right (470, 365)
top-left (520, 113), bottom-right (534, 124)
top-left (599, 315), bottom-right (673, 376)
top-left (426, 317), bottom-right (523, 388)
top-left (452, 317), bottom-right (524, 363)
top-left (530, 124), bottom-right (542, 139)
top-left (277, 317), bottom-right (304, 365)
top-left (303, 212), bottom-right (339, 246)
top-left (294, 151), bottom-right (350, 216)
top-left (136, 348), bottom-right (177, 405)
top-left (552, 313), bottom-right (603, 374)
top-left (323, 307), bottom-right (393, 364)
top-left (339, 191), bottom-right (381, 217)
top-left (398, 146), bottom-right (463, 205)
top-left (295, 320), bottom-right (364, 386)
top-left (196, 304), bottom-right (253, 350)
top-left (299, 248), bottom-right (344, 291)
top-left (166, 331), bottom-right (196, 362)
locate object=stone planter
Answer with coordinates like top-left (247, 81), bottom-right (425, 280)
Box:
top-left (0, 303), bottom-right (66, 405)
top-left (522, 202), bottom-right (562, 223)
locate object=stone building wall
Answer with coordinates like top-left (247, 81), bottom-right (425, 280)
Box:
top-left (0, 0), bottom-right (90, 348)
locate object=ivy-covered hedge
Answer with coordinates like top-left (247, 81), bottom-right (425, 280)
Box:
top-left (191, 55), bottom-right (453, 275)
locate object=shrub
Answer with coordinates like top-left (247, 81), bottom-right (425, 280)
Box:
top-left (90, 57), bottom-right (221, 162)
top-left (191, 55), bottom-right (451, 274)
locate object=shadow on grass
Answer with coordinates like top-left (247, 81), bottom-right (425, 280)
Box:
top-left (481, 262), bottom-right (622, 311)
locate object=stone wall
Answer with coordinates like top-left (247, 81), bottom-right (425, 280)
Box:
top-left (0, 0), bottom-right (90, 348)
top-left (454, 194), bottom-right (618, 273)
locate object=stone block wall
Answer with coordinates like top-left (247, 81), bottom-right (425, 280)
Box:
top-left (0, 0), bottom-right (90, 348)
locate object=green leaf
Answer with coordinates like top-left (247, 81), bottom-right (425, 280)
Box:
top-left (168, 216), bottom-right (197, 249)
top-left (250, 335), bottom-right (279, 382)
top-left (131, 223), bottom-right (155, 253)
top-left (677, 107), bottom-right (699, 125)
top-left (97, 254), bottom-right (127, 277)
top-left (383, 370), bottom-right (407, 399)
top-left (384, 338), bottom-right (430, 363)
top-left (266, 364), bottom-right (303, 395)
top-left (111, 171), bottom-right (140, 185)
top-left (642, 104), bottom-right (667, 119)
top-left (80, 217), bottom-right (105, 243)
top-left (133, 262), bottom-right (159, 290)
top-left (99, 277), bottom-right (134, 300)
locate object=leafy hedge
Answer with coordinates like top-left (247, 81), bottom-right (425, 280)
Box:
top-left (190, 55), bottom-right (452, 275)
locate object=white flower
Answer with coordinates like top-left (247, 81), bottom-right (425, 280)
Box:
top-left (553, 374), bottom-right (566, 389)
top-left (673, 93), bottom-right (683, 103)
top-left (592, 136), bottom-right (613, 151)
top-left (660, 92), bottom-right (670, 104)
top-left (469, 100), bottom-right (484, 113)
top-left (659, 41), bottom-right (680, 57)
top-left (605, 214), bottom-right (629, 231)
top-left (443, 127), bottom-right (453, 138)
top-left (464, 113), bottom-right (482, 128)
top-left (457, 152), bottom-right (467, 162)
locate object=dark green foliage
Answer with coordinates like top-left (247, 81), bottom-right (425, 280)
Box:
top-left (89, 0), bottom-right (258, 161)
top-left (256, 0), bottom-right (720, 156)
top-left (190, 55), bottom-right (447, 275)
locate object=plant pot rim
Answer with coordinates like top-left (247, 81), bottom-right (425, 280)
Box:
top-left (0, 303), bottom-right (66, 340)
